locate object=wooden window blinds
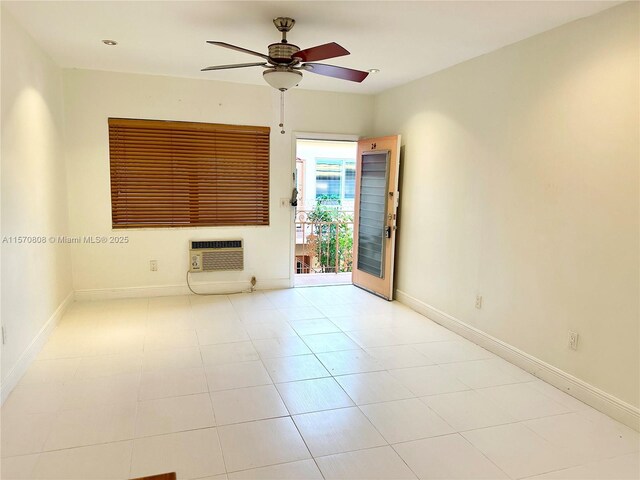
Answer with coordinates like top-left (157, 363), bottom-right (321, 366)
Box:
top-left (108, 118), bottom-right (270, 228)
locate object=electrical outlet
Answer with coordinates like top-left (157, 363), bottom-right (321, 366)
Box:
top-left (475, 295), bottom-right (483, 309)
top-left (150, 260), bottom-right (158, 272)
top-left (568, 331), bottom-right (579, 350)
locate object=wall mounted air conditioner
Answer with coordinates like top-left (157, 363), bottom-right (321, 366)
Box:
top-left (189, 240), bottom-right (244, 272)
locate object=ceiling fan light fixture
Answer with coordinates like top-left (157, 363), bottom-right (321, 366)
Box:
top-left (263, 68), bottom-right (302, 91)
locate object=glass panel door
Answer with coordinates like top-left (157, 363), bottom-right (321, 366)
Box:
top-left (356, 152), bottom-right (389, 277)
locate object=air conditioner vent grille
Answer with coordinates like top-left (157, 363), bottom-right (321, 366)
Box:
top-left (202, 250), bottom-right (244, 271)
top-left (192, 240), bottom-right (242, 250)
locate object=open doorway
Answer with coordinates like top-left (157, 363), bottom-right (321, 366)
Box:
top-left (294, 138), bottom-right (357, 287)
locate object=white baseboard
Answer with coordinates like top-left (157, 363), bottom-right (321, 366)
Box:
top-left (74, 278), bottom-right (291, 301)
top-left (0, 291), bottom-right (75, 404)
top-left (395, 289), bottom-right (640, 432)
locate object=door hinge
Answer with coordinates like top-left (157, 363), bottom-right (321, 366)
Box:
top-left (1, 326), bottom-right (6, 345)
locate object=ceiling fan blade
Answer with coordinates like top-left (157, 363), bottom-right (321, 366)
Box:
top-left (201, 62), bottom-right (267, 72)
top-left (301, 63), bottom-right (369, 83)
top-left (206, 41), bottom-right (270, 60)
top-left (293, 42), bottom-right (350, 62)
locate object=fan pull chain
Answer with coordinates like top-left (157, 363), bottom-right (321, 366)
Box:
top-left (279, 90), bottom-right (285, 134)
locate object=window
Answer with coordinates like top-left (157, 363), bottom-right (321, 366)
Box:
top-left (315, 159), bottom-right (343, 198)
top-left (315, 158), bottom-right (356, 201)
top-left (108, 118), bottom-right (270, 228)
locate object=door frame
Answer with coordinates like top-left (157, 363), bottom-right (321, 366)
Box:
top-left (289, 132), bottom-right (361, 288)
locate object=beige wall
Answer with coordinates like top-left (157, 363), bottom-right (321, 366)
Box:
top-left (374, 2), bottom-right (639, 407)
top-left (1, 9), bottom-right (73, 387)
top-left (63, 70), bottom-right (373, 295)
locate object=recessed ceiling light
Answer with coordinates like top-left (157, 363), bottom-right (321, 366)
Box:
top-left (368, 68), bottom-right (380, 74)
top-left (102, 40), bottom-right (118, 46)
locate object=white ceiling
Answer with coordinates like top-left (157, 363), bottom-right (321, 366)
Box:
top-left (4, 1), bottom-right (620, 94)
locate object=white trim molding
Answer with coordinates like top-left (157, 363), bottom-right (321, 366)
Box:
top-left (0, 291), bottom-right (75, 404)
top-left (74, 278), bottom-right (291, 301)
top-left (293, 131), bottom-right (360, 142)
top-left (395, 289), bottom-right (640, 432)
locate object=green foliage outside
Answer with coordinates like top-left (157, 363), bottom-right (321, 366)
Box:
top-left (307, 195), bottom-right (354, 273)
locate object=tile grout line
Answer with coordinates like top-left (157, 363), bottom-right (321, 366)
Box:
top-left (192, 292), bottom-right (232, 478)
top-left (13, 393), bottom-right (590, 461)
top-left (242, 290), bottom-right (328, 479)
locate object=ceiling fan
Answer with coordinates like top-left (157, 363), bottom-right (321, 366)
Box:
top-left (201, 17), bottom-right (370, 91)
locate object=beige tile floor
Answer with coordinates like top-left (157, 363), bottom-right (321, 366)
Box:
top-left (1, 285), bottom-right (638, 479)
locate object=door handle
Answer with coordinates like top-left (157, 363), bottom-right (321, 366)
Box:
top-left (385, 226), bottom-right (392, 238)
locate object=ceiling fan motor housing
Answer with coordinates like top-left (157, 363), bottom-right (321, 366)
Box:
top-left (268, 43), bottom-right (300, 64)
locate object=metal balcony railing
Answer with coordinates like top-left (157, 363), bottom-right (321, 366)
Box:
top-left (295, 210), bottom-right (354, 274)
